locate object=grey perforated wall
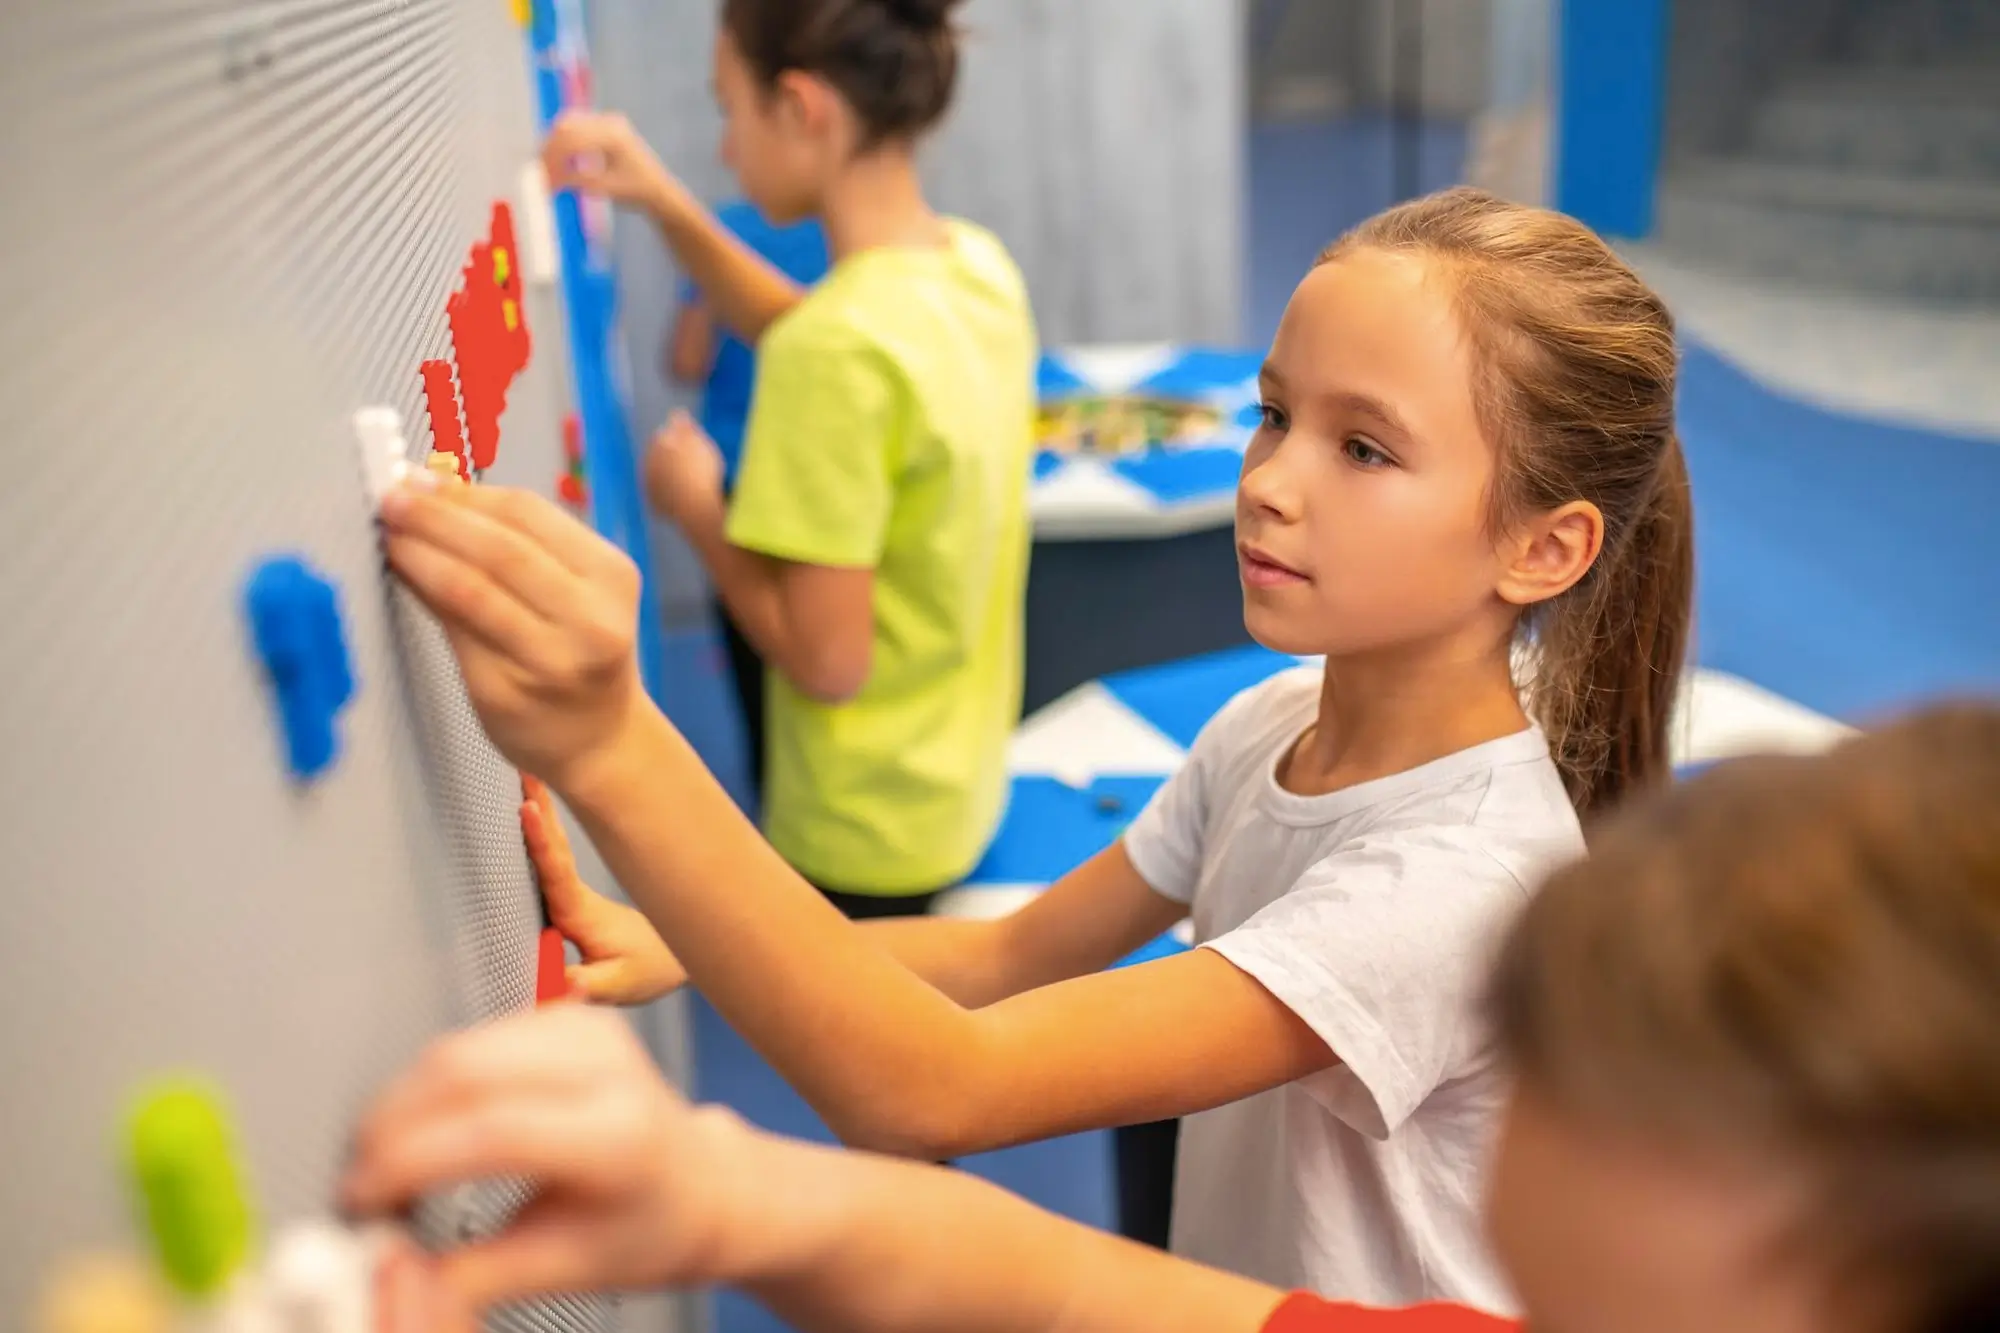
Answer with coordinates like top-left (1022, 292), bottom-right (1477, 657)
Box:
top-left (0, 3), bottom-right (628, 1327)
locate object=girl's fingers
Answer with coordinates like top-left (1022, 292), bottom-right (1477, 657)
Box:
top-left (347, 1100), bottom-right (621, 1218)
top-left (346, 1017), bottom-right (619, 1207)
top-left (564, 961), bottom-right (631, 1005)
top-left (381, 486), bottom-right (583, 620)
top-left (455, 484), bottom-right (619, 581)
top-left (432, 1199), bottom-right (624, 1317)
top-left (522, 802), bottom-right (588, 923)
top-left (383, 533), bottom-right (551, 669)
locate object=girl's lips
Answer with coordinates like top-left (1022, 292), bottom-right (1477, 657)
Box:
top-left (1239, 545), bottom-right (1309, 588)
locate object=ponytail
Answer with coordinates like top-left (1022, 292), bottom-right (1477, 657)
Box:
top-left (1537, 433), bottom-right (1694, 817)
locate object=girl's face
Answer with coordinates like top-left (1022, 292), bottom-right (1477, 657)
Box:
top-left (1488, 1091), bottom-right (1862, 1333)
top-left (712, 31), bottom-right (836, 224)
top-left (1237, 249), bottom-right (1515, 661)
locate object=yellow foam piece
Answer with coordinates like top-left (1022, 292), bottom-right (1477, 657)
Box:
top-left (36, 1255), bottom-right (170, 1333)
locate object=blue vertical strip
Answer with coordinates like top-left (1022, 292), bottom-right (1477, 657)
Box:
top-left (1554, 0), bottom-right (1671, 238)
top-left (524, 0), bottom-right (667, 703)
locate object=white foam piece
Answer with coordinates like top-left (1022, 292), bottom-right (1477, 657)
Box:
top-left (517, 159), bottom-right (561, 286)
top-left (351, 406), bottom-right (411, 509)
top-left (1029, 455), bottom-right (1237, 539)
top-left (1677, 668), bottom-right (1852, 766)
top-left (1009, 681), bottom-right (1189, 787)
top-left (1057, 342), bottom-right (1181, 395)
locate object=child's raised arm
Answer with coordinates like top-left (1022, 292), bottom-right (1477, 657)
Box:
top-left (380, 481), bottom-right (1336, 1158)
top-left (543, 112), bottom-right (801, 343)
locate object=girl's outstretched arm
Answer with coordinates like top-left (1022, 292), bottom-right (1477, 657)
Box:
top-left (379, 482), bottom-right (1335, 1158)
top-left (347, 1006), bottom-right (1292, 1333)
top-left (525, 768), bottom-right (1187, 1012)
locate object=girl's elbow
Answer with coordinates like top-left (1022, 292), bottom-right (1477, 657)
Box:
top-left (788, 644), bottom-right (870, 704)
top-left (825, 1094), bottom-right (979, 1161)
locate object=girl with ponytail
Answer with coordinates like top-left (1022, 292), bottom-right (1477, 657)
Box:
top-left (375, 186), bottom-right (1692, 1314)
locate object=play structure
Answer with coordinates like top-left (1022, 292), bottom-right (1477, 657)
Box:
top-left (0, 1), bottom-right (653, 1327)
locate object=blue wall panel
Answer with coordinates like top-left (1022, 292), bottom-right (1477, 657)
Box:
top-left (1555, 0), bottom-right (1671, 238)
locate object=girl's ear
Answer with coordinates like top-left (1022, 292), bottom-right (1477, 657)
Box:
top-left (1497, 500), bottom-right (1603, 608)
top-left (772, 69), bottom-right (844, 143)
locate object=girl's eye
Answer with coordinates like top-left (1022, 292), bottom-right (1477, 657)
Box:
top-left (1344, 437), bottom-right (1392, 467)
top-left (1258, 402), bottom-right (1289, 433)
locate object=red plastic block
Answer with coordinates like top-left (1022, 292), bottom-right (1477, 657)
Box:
top-left (449, 202), bottom-right (534, 473)
top-left (418, 360), bottom-right (468, 477)
top-left (535, 926), bottom-right (569, 1004)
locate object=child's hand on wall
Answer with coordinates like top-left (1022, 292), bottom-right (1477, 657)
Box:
top-left (522, 774), bottom-right (687, 1005)
top-left (543, 111), bottom-right (678, 217)
top-left (644, 409), bottom-right (726, 530)
top-left (347, 1006), bottom-right (772, 1324)
top-left (379, 478), bottom-right (648, 796)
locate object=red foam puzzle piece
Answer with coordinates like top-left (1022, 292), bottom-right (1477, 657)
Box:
top-left (449, 202), bottom-right (534, 473)
top-left (535, 926), bottom-right (569, 1004)
top-left (418, 359), bottom-right (468, 477)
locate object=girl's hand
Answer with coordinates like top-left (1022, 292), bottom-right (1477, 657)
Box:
top-left (347, 1006), bottom-right (763, 1321)
top-left (542, 111), bottom-right (679, 216)
top-left (644, 410), bottom-right (726, 529)
top-left (522, 774), bottom-right (687, 1006)
top-left (378, 479), bottom-right (649, 795)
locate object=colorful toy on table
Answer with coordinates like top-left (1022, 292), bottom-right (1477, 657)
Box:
top-left (1034, 394), bottom-right (1225, 456)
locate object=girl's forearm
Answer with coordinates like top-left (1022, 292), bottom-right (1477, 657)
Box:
top-left (731, 1125), bottom-right (1287, 1333)
top-left (645, 176), bottom-right (804, 343)
top-left (560, 703), bottom-right (996, 1156)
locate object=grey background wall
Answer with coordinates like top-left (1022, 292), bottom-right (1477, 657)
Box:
top-left (1253, 0), bottom-right (1496, 121)
top-left (585, 0), bottom-right (1247, 624)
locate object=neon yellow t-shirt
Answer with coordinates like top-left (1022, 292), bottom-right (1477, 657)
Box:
top-left (726, 220), bottom-right (1036, 894)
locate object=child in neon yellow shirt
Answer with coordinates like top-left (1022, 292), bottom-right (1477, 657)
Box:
top-left (548, 0), bottom-right (1032, 913)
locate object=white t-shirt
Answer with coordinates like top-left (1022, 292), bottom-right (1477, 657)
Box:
top-left (1122, 667), bottom-right (1584, 1313)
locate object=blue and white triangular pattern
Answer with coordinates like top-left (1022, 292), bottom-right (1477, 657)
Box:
top-left (1032, 344), bottom-right (1262, 535)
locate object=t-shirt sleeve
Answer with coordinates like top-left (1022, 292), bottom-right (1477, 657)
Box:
top-left (1121, 686), bottom-right (1269, 903)
top-left (1262, 1292), bottom-right (1518, 1333)
top-left (725, 321), bottom-right (897, 569)
top-left (1206, 833), bottom-right (1529, 1139)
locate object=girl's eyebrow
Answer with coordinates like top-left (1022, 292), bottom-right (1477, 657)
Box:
top-left (1258, 361), bottom-right (1286, 395)
top-left (1331, 391), bottom-right (1415, 443)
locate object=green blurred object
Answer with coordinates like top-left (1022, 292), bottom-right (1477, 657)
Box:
top-left (124, 1078), bottom-right (256, 1298)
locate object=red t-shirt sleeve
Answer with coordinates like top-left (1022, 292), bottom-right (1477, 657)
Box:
top-left (1261, 1292), bottom-right (1519, 1333)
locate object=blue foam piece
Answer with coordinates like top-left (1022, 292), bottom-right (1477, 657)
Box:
top-left (1135, 348), bottom-right (1265, 401)
top-left (243, 556), bottom-right (355, 782)
top-left (1102, 644), bottom-right (1297, 749)
top-left (1038, 352), bottom-right (1092, 401)
top-left (1677, 341), bottom-right (2000, 720)
top-left (1032, 450), bottom-right (1066, 482)
top-left (1110, 447), bottom-right (1244, 505)
top-left (969, 775), bottom-right (1166, 887)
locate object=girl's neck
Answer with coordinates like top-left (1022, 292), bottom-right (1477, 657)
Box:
top-left (819, 146), bottom-right (947, 260)
top-left (1282, 632), bottom-right (1531, 798)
